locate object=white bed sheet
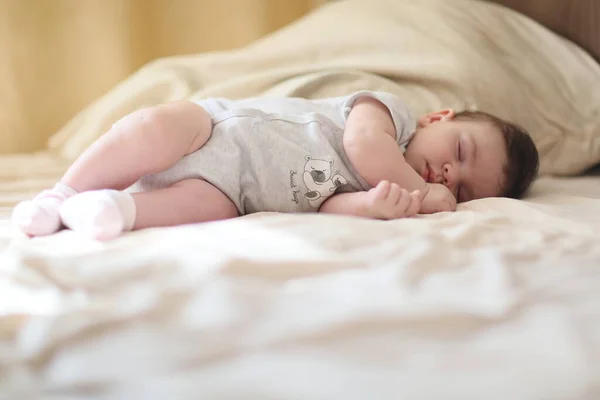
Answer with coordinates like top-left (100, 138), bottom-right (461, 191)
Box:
top-left (0, 154), bottom-right (599, 399)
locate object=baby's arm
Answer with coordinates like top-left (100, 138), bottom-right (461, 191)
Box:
top-left (343, 97), bottom-right (455, 214)
top-left (343, 97), bottom-right (429, 196)
top-left (319, 181), bottom-right (421, 220)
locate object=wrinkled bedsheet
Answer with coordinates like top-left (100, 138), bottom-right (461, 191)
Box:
top-left (0, 153), bottom-right (599, 399)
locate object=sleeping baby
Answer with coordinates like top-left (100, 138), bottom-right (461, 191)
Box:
top-left (12, 91), bottom-right (539, 240)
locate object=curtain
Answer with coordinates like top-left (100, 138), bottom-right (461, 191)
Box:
top-left (0, 0), bottom-right (320, 154)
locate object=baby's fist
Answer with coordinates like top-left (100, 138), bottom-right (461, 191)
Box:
top-left (364, 181), bottom-right (421, 220)
top-left (419, 183), bottom-right (457, 214)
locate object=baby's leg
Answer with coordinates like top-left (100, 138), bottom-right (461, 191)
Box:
top-left (12, 101), bottom-right (212, 236)
top-left (59, 179), bottom-right (238, 240)
top-left (61, 101), bottom-right (212, 192)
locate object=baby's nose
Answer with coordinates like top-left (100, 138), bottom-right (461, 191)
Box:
top-left (442, 165), bottom-right (453, 185)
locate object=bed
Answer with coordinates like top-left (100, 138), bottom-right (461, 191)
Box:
top-left (1, 0), bottom-right (599, 398)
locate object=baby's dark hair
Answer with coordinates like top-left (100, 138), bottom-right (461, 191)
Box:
top-left (454, 110), bottom-right (539, 199)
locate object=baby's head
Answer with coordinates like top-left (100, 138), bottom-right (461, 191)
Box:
top-left (404, 108), bottom-right (539, 202)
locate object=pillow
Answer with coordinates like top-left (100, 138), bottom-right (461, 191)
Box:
top-left (484, 0), bottom-right (600, 63)
top-left (50, 0), bottom-right (600, 175)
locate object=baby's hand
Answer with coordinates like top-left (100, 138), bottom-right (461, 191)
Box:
top-left (420, 183), bottom-right (457, 214)
top-left (364, 180), bottom-right (421, 220)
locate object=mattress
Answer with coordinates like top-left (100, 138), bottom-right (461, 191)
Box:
top-left (1, 153), bottom-right (599, 399)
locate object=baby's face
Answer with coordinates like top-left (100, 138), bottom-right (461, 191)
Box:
top-left (404, 111), bottom-right (508, 202)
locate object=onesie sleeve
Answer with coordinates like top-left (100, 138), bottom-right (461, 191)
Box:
top-left (340, 91), bottom-right (417, 151)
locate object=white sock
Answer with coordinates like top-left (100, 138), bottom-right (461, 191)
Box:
top-left (59, 190), bottom-right (136, 240)
top-left (12, 182), bottom-right (77, 236)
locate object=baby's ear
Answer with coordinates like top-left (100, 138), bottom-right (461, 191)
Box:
top-left (418, 108), bottom-right (455, 127)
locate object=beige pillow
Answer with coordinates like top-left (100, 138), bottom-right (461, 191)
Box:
top-left (50, 0), bottom-right (600, 175)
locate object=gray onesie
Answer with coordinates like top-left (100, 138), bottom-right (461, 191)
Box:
top-left (134, 91), bottom-right (416, 215)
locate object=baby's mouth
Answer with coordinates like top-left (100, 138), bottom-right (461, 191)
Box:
top-left (422, 163), bottom-right (439, 183)
top-left (422, 163), bottom-right (432, 183)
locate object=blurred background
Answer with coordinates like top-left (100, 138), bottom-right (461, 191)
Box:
top-left (0, 0), bottom-right (324, 154)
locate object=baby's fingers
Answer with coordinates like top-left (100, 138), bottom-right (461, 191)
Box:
top-left (406, 190), bottom-right (421, 216)
top-left (386, 183), bottom-right (402, 205)
top-left (373, 180), bottom-right (391, 201)
top-left (394, 188), bottom-right (411, 216)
